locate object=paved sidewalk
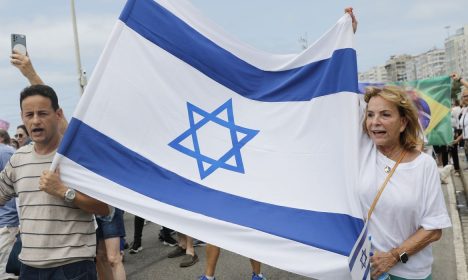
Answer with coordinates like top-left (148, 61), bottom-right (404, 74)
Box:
top-left (435, 169), bottom-right (466, 279)
top-left (122, 214), bottom-right (311, 280)
top-left (449, 149), bottom-right (468, 279)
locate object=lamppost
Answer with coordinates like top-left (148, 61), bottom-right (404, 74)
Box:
top-left (444, 25), bottom-right (450, 39)
top-left (71, 0), bottom-right (87, 95)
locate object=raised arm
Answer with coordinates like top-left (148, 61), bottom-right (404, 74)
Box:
top-left (10, 50), bottom-right (44, 85)
top-left (344, 7), bottom-right (358, 33)
top-left (452, 73), bottom-right (468, 89)
top-left (11, 52), bottom-right (69, 133)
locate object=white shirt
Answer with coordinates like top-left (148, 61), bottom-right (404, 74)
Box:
top-left (452, 105), bottom-right (461, 129)
top-left (460, 107), bottom-right (468, 139)
top-left (358, 147), bottom-right (451, 278)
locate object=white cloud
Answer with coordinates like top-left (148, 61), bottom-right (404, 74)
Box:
top-left (0, 14), bottom-right (116, 64)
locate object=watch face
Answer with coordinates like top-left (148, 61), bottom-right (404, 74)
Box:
top-left (400, 252), bottom-right (409, 263)
top-left (65, 189), bottom-right (76, 202)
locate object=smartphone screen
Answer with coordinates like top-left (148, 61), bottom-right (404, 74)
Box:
top-left (11, 34), bottom-right (27, 55)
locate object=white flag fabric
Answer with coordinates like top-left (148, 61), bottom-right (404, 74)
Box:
top-left (53, 0), bottom-right (366, 278)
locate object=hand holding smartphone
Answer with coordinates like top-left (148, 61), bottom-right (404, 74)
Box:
top-left (11, 33), bottom-right (27, 55)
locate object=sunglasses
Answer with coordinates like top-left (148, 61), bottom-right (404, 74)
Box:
top-left (15, 133), bottom-right (24, 138)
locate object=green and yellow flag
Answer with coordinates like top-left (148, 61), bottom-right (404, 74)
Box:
top-left (395, 76), bottom-right (452, 146)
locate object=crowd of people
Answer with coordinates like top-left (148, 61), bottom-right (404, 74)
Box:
top-left (0, 7), bottom-right (460, 280)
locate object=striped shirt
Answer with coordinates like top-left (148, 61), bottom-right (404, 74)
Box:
top-left (0, 144), bottom-right (96, 268)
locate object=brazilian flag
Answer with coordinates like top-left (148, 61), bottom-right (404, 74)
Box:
top-left (395, 76), bottom-right (452, 146)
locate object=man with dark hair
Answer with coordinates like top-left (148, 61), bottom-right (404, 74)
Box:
top-left (0, 84), bottom-right (110, 279)
top-left (11, 51), bottom-right (68, 137)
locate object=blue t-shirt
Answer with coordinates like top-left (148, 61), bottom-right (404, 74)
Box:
top-left (0, 144), bottom-right (14, 170)
top-left (0, 144), bottom-right (19, 227)
top-left (0, 199), bottom-right (19, 227)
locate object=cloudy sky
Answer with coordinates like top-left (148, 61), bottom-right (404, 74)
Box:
top-left (1, 0), bottom-right (466, 135)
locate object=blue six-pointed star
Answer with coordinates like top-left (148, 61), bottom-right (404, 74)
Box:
top-left (169, 99), bottom-right (259, 179)
top-left (360, 248), bottom-right (368, 269)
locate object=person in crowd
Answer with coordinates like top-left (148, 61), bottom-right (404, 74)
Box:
top-left (0, 84), bottom-right (110, 279)
top-left (0, 130), bottom-right (19, 280)
top-left (167, 233), bottom-right (198, 268)
top-left (454, 87), bottom-right (468, 163)
top-left (450, 99), bottom-right (462, 174)
top-left (15, 125), bottom-right (30, 148)
top-left (0, 130), bottom-right (14, 168)
top-left (10, 139), bottom-right (19, 150)
top-left (452, 73), bottom-right (468, 89)
top-left (158, 226), bottom-right (177, 247)
top-left (96, 208), bottom-right (127, 280)
top-left (11, 51), bottom-right (69, 137)
top-left (432, 145), bottom-right (448, 167)
top-left (128, 216), bottom-right (145, 254)
top-left (128, 215), bottom-right (177, 254)
top-left (359, 86), bottom-right (451, 279)
top-left (199, 245), bottom-right (266, 280)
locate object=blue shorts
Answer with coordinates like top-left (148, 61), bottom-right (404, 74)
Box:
top-left (96, 208), bottom-right (125, 240)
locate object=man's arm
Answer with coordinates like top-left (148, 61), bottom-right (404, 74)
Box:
top-left (10, 51), bottom-right (44, 85)
top-left (39, 169), bottom-right (110, 216)
top-left (0, 163), bottom-right (18, 206)
top-left (452, 73), bottom-right (468, 88)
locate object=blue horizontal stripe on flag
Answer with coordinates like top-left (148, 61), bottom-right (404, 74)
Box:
top-left (119, 0), bottom-right (358, 102)
top-left (59, 118), bottom-right (364, 256)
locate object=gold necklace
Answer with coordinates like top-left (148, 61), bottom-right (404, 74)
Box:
top-left (383, 148), bottom-right (404, 173)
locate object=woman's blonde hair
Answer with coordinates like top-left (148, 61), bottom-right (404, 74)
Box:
top-left (363, 85), bottom-right (422, 150)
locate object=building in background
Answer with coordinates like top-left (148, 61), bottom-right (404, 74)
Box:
top-left (360, 24), bottom-right (467, 83)
top-left (358, 65), bottom-right (388, 82)
top-left (445, 25), bottom-right (468, 78)
top-left (412, 48), bottom-right (446, 80)
top-left (384, 54), bottom-right (413, 82)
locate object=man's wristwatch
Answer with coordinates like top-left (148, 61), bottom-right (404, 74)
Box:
top-left (64, 188), bottom-right (76, 203)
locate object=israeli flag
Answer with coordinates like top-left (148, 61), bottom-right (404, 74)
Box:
top-left (53, 0), bottom-right (365, 278)
top-left (348, 222), bottom-right (371, 280)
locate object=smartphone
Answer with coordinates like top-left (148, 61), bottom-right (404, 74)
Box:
top-left (11, 34), bottom-right (27, 55)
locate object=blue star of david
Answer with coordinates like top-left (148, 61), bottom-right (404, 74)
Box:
top-left (169, 99), bottom-right (259, 179)
top-left (360, 248), bottom-right (368, 269)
